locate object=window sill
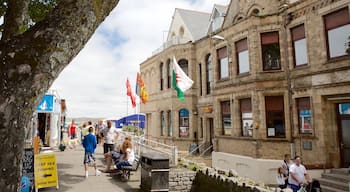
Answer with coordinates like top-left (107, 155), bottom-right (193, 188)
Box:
top-left (326, 54), bottom-right (350, 64)
top-left (260, 69), bottom-right (283, 73)
top-left (295, 134), bottom-right (316, 139)
top-left (217, 78), bottom-right (230, 82)
top-left (293, 64), bottom-right (309, 70)
top-left (237, 72), bottom-right (250, 77)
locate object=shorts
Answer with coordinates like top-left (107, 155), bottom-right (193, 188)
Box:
top-left (83, 152), bottom-right (96, 164)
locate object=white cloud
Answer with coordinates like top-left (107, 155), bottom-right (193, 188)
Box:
top-left (51, 0), bottom-right (230, 118)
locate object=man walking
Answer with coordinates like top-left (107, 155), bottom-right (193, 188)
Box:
top-left (82, 127), bottom-right (101, 178)
top-left (288, 156), bottom-right (311, 192)
top-left (100, 120), bottom-right (119, 154)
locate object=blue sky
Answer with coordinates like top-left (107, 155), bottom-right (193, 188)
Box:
top-left (50, 0), bottom-right (230, 118)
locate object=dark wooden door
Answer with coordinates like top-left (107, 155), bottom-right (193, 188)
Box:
top-left (338, 103), bottom-right (350, 167)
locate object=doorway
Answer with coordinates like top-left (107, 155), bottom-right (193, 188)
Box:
top-left (338, 103), bottom-right (350, 167)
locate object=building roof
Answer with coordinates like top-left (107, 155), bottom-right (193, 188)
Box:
top-left (176, 8), bottom-right (211, 41)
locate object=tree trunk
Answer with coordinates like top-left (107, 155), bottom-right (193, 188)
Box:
top-left (0, 1), bottom-right (119, 191)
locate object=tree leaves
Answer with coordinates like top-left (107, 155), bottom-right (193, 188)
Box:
top-left (29, 0), bottom-right (59, 23)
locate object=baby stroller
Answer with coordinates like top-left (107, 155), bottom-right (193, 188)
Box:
top-left (304, 179), bottom-right (321, 192)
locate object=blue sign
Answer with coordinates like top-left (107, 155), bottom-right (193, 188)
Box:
top-left (299, 110), bottom-right (311, 116)
top-left (113, 113), bottom-right (146, 129)
top-left (340, 103), bottom-right (350, 115)
top-left (179, 109), bottom-right (189, 117)
top-left (36, 95), bottom-right (54, 112)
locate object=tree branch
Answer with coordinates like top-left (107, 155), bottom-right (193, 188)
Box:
top-left (1, 0), bottom-right (29, 41)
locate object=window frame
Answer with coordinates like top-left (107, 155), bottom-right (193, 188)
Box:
top-left (160, 62), bottom-right (164, 91)
top-left (206, 54), bottom-right (213, 95)
top-left (296, 97), bottom-right (313, 134)
top-left (235, 38), bottom-right (250, 74)
top-left (179, 108), bottom-right (190, 138)
top-left (324, 7), bottom-right (350, 60)
top-left (265, 96), bottom-right (286, 138)
top-left (217, 46), bottom-right (229, 80)
top-left (160, 111), bottom-right (165, 136)
top-left (261, 31), bottom-right (281, 71)
top-left (240, 98), bottom-right (253, 137)
top-left (221, 100), bottom-right (232, 136)
top-left (291, 24), bottom-right (308, 67)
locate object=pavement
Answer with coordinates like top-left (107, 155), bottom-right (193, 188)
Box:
top-left (39, 142), bottom-right (141, 192)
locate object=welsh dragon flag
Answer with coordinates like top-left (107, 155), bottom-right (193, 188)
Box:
top-left (172, 56), bottom-right (193, 101)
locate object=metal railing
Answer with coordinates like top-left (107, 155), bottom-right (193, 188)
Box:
top-left (120, 132), bottom-right (178, 166)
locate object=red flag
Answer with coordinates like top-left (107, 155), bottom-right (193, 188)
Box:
top-left (126, 78), bottom-right (136, 108)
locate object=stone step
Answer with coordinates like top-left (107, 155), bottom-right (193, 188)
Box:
top-left (331, 169), bottom-right (350, 176)
top-left (321, 185), bottom-right (349, 192)
top-left (318, 177), bottom-right (349, 191)
top-left (322, 173), bottom-right (350, 183)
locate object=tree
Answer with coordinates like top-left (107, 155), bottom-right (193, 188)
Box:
top-left (0, 0), bottom-right (119, 190)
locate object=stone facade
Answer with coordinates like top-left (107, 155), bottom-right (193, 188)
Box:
top-left (169, 168), bottom-right (196, 192)
top-left (140, 0), bottom-right (350, 170)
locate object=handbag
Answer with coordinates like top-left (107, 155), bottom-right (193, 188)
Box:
top-left (276, 174), bottom-right (285, 185)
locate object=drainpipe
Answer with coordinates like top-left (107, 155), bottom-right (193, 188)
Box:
top-left (281, 5), bottom-right (296, 158)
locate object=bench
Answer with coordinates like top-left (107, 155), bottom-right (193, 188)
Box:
top-left (120, 158), bottom-right (140, 181)
top-left (109, 157), bottom-right (140, 181)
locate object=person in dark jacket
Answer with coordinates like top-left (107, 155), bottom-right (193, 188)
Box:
top-left (82, 127), bottom-right (101, 178)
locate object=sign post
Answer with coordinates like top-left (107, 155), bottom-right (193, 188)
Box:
top-left (34, 153), bottom-right (59, 191)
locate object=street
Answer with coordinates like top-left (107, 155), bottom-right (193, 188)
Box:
top-left (38, 144), bottom-right (141, 192)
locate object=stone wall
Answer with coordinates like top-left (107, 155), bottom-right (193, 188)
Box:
top-left (169, 168), bottom-right (196, 192)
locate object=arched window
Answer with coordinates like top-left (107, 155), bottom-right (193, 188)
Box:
top-left (168, 110), bottom-right (172, 137)
top-left (161, 111), bottom-right (165, 136)
top-left (179, 108), bottom-right (189, 138)
top-left (206, 54), bottom-right (213, 95)
top-left (160, 62), bottom-right (164, 90)
top-left (167, 59), bottom-right (171, 89)
top-left (178, 59), bottom-right (189, 75)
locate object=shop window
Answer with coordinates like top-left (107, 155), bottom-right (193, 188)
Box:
top-left (206, 54), bottom-right (213, 95)
top-left (291, 24), bottom-right (308, 66)
top-left (324, 7), bottom-right (350, 59)
top-left (217, 47), bottom-right (229, 79)
top-left (168, 111), bottom-right (172, 137)
top-left (167, 59), bottom-right (171, 89)
top-left (261, 32), bottom-right (281, 71)
top-left (240, 98), bottom-right (253, 137)
top-left (265, 96), bottom-right (285, 138)
top-left (160, 62), bottom-right (164, 91)
top-left (221, 101), bottom-right (231, 135)
top-left (179, 109), bottom-right (189, 137)
top-left (161, 111), bottom-right (165, 136)
top-left (236, 38), bottom-right (250, 74)
top-left (297, 97), bottom-right (312, 134)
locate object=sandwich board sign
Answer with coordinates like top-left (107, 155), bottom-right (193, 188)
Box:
top-left (34, 153), bottom-right (59, 191)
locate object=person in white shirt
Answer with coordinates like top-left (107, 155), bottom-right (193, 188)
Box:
top-left (288, 156), bottom-right (311, 192)
top-left (100, 120), bottom-right (119, 154)
top-left (116, 140), bottom-right (135, 170)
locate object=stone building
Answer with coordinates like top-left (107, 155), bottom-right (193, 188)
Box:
top-left (139, 0), bottom-right (350, 183)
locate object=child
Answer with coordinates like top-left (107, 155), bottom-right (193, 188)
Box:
top-left (82, 127), bottom-right (101, 178)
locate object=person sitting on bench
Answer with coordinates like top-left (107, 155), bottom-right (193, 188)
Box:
top-left (103, 135), bottom-right (131, 172)
top-left (116, 140), bottom-right (135, 170)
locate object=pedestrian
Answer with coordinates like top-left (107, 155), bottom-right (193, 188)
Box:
top-left (82, 126), bottom-right (101, 178)
top-left (100, 120), bottom-right (120, 154)
top-left (278, 154), bottom-right (291, 189)
top-left (68, 120), bottom-right (77, 139)
top-left (115, 139), bottom-right (135, 170)
top-left (288, 156), bottom-right (311, 192)
top-left (95, 120), bottom-right (105, 145)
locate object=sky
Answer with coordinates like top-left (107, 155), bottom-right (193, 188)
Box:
top-left (50, 0), bottom-right (230, 119)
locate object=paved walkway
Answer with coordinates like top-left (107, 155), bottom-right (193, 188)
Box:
top-left (39, 144), bottom-right (141, 192)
